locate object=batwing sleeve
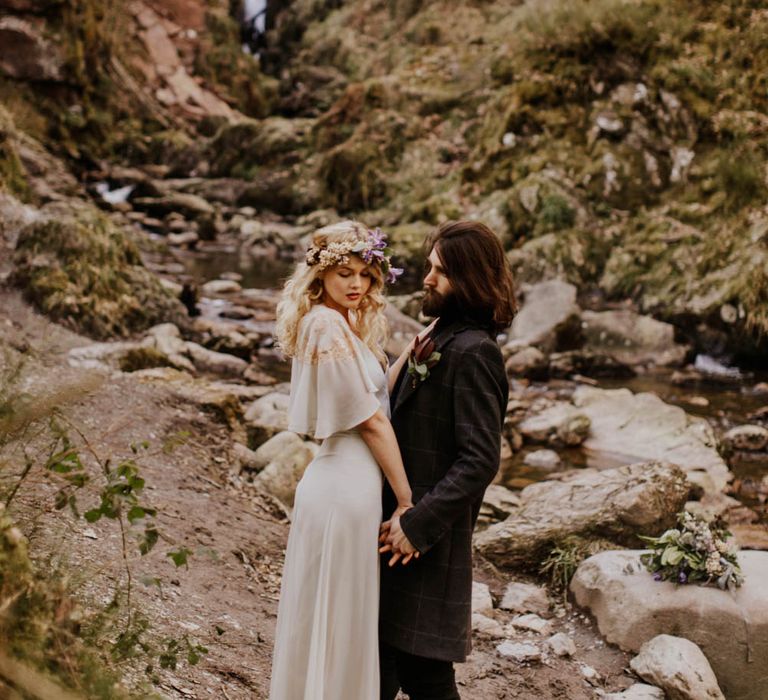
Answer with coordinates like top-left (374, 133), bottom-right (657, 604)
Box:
top-left (287, 308), bottom-right (382, 440)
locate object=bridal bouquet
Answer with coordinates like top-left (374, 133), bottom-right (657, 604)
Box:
top-left (640, 511), bottom-right (744, 591)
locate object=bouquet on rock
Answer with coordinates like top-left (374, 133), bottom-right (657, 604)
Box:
top-left (640, 511), bottom-right (744, 591)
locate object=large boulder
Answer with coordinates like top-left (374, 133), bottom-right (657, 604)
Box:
top-left (629, 635), bottom-right (724, 700)
top-left (252, 432), bottom-right (318, 508)
top-left (12, 207), bottom-right (186, 339)
top-left (572, 386), bottom-right (731, 494)
top-left (517, 400), bottom-right (591, 446)
top-left (505, 279), bottom-right (581, 353)
top-left (474, 461), bottom-right (690, 570)
top-left (571, 550), bottom-right (768, 700)
top-left (244, 392), bottom-right (290, 446)
top-left (580, 310), bottom-right (689, 367)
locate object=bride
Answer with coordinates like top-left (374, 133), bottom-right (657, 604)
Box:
top-left (269, 220), bottom-right (414, 699)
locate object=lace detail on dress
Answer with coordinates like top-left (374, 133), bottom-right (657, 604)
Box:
top-left (295, 312), bottom-right (358, 365)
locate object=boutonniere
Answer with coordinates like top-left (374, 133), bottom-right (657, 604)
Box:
top-left (406, 334), bottom-right (441, 388)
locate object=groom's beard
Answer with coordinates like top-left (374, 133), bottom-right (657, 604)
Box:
top-left (422, 288), bottom-right (460, 318)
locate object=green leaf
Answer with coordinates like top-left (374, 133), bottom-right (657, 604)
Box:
top-left (127, 506), bottom-right (146, 524)
top-left (167, 547), bottom-right (192, 569)
top-left (84, 508), bottom-right (102, 523)
top-left (139, 526), bottom-right (159, 555)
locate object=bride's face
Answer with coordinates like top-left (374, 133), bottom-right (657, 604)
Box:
top-left (321, 255), bottom-right (374, 315)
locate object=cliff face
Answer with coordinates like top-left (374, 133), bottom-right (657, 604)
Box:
top-left (257, 0), bottom-right (768, 358)
top-left (0, 0), bottom-right (273, 163)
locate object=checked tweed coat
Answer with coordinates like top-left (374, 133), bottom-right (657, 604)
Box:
top-left (380, 316), bottom-right (507, 662)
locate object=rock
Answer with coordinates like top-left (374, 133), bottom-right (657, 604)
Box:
top-left (471, 581), bottom-right (494, 616)
top-left (244, 393), bottom-right (290, 446)
top-left (499, 582), bottom-right (550, 615)
top-left (167, 231), bottom-right (199, 248)
top-left (580, 310), bottom-right (689, 367)
top-left (0, 17), bottom-right (63, 81)
top-left (67, 340), bottom-right (144, 372)
top-left (506, 280), bottom-right (581, 353)
top-left (233, 441), bottom-right (261, 472)
top-left (185, 342), bottom-right (248, 377)
top-left (517, 401), bottom-right (591, 446)
top-left (134, 368), bottom-right (243, 434)
top-left (131, 192), bottom-right (215, 221)
top-left (472, 614), bottom-right (505, 638)
top-left (474, 461), bottom-right (690, 569)
top-left (208, 382), bottom-right (275, 402)
top-left (571, 550), bottom-right (768, 700)
top-left (509, 614), bottom-right (552, 635)
top-left (201, 279), bottom-right (243, 296)
top-left (144, 323), bottom-right (195, 372)
top-left (549, 350), bottom-right (636, 379)
top-left (482, 485), bottom-right (522, 520)
top-left (604, 684), bottom-right (666, 700)
top-left (496, 641), bottom-right (541, 663)
top-left (522, 449), bottom-right (561, 470)
top-left (252, 434), bottom-right (318, 508)
top-left (723, 425), bottom-right (768, 452)
top-left (545, 632), bottom-right (576, 657)
top-left (504, 346), bottom-right (548, 380)
top-left (572, 386), bottom-right (731, 494)
top-left (630, 635), bottom-right (725, 700)
top-left (384, 304), bottom-right (425, 356)
top-left (12, 208), bottom-right (186, 340)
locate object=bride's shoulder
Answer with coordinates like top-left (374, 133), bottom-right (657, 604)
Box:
top-left (298, 305), bottom-right (353, 343)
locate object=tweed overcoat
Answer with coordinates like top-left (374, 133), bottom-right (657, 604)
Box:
top-left (379, 316), bottom-right (507, 662)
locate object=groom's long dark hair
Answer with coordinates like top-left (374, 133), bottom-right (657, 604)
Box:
top-left (427, 220), bottom-right (518, 334)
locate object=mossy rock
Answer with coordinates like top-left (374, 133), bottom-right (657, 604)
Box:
top-left (208, 117), bottom-right (314, 177)
top-left (12, 206), bottom-right (186, 339)
top-left (118, 346), bottom-right (173, 373)
top-left (318, 110), bottom-right (407, 212)
top-left (0, 105), bottom-right (31, 201)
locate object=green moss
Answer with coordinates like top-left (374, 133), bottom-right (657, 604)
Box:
top-left (118, 347), bottom-right (172, 373)
top-left (194, 10), bottom-right (274, 117)
top-left (12, 206), bottom-right (186, 339)
top-left (538, 194), bottom-right (576, 231)
top-left (0, 107), bottom-right (32, 202)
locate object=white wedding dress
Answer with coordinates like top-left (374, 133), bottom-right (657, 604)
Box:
top-left (269, 304), bottom-right (388, 700)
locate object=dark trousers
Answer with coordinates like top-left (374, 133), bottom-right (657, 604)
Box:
top-left (380, 640), bottom-right (461, 700)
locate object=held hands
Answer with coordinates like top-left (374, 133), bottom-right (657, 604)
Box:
top-left (379, 505), bottom-right (420, 567)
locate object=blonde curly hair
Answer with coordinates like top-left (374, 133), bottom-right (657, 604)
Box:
top-left (275, 221), bottom-right (389, 364)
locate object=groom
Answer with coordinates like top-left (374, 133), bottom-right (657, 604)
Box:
top-left (379, 220), bottom-right (517, 699)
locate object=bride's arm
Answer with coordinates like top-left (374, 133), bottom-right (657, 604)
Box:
top-left (357, 409), bottom-right (412, 510)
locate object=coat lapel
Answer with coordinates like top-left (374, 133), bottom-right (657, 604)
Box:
top-left (391, 319), bottom-right (471, 415)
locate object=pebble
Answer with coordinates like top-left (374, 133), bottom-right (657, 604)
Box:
top-left (496, 641), bottom-right (542, 663)
top-left (509, 613), bottom-right (552, 635)
top-left (545, 632), bottom-right (576, 657)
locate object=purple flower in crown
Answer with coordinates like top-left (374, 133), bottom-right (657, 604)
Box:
top-left (386, 266), bottom-right (404, 283)
top-left (368, 227), bottom-right (387, 250)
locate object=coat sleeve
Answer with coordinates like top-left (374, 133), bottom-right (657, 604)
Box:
top-left (287, 309), bottom-right (381, 440)
top-left (399, 338), bottom-right (506, 554)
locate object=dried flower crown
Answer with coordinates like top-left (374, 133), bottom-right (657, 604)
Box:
top-left (305, 227), bottom-right (404, 284)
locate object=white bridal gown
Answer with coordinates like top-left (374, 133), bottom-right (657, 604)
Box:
top-left (269, 304), bottom-right (388, 700)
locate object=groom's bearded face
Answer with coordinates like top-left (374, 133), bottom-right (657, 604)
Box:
top-left (422, 287), bottom-right (458, 317)
top-left (422, 247), bottom-right (456, 317)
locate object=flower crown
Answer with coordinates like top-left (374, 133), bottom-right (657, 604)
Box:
top-left (305, 227), bottom-right (404, 284)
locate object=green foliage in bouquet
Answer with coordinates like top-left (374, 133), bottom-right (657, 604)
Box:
top-left (640, 511), bottom-right (744, 591)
